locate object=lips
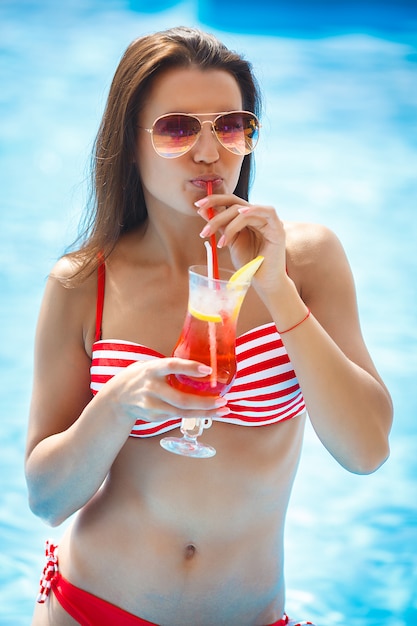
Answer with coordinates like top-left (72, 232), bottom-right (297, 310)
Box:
top-left (191, 176), bottom-right (223, 190)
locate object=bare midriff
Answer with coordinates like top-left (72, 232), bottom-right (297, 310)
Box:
top-left (57, 416), bottom-right (306, 626)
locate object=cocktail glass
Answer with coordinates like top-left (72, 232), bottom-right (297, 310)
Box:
top-left (160, 265), bottom-right (252, 458)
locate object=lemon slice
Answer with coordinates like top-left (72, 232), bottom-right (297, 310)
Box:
top-left (188, 305), bottom-right (222, 323)
top-left (228, 255), bottom-right (264, 285)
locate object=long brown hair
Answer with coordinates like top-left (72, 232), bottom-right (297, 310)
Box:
top-left (65, 26), bottom-right (262, 284)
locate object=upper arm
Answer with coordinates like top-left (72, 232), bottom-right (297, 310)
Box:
top-left (291, 223), bottom-right (384, 382)
top-left (26, 260), bottom-right (96, 460)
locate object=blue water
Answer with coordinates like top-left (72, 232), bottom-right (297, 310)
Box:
top-left (1, 1), bottom-right (416, 624)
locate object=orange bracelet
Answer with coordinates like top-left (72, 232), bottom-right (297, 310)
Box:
top-left (278, 308), bottom-right (311, 335)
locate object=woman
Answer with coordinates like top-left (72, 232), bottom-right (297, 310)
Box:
top-left (26, 26), bottom-right (393, 626)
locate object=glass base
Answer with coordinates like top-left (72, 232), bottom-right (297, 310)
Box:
top-left (160, 436), bottom-right (216, 458)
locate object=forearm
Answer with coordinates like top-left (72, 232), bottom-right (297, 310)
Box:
top-left (261, 280), bottom-right (393, 474)
top-left (25, 389), bottom-right (132, 526)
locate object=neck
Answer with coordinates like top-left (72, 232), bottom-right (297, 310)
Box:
top-left (133, 212), bottom-right (212, 270)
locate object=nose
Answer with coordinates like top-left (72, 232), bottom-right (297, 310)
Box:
top-left (192, 120), bottom-right (220, 163)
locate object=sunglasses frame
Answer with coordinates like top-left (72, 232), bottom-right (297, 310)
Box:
top-left (140, 110), bottom-right (260, 159)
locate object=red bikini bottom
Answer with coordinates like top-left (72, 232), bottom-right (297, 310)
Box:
top-left (51, 573), bottom-right (290, 626)
top-left (38, 541), bottom-right (298, 626)
top-left (51, 573), bottom-right (158, 625)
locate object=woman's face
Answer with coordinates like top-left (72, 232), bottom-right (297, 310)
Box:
top-left (135, 66), bottom-right (245, 218)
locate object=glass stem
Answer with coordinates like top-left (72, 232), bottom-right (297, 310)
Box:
top-left (181, 418), bottom-right (204, 438)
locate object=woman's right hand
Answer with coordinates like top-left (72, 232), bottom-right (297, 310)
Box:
top-left (102, 357), bottom-right (230, 426)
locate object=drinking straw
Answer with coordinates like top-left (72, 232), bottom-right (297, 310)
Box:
top-left (204, 241), bottom-right (218, 389)
top-left (204, 240), bottom-right (214, 288)
top-left (206, 181), bottom-right (219, 279)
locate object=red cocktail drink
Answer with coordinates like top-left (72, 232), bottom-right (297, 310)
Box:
top-left (160, 261), bottom-right (262, 458)
top-left (170, 310), bottom-right (237, 396)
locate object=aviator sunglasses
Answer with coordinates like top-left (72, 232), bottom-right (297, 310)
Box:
top-left (139, 111), bottom-right (260, 159)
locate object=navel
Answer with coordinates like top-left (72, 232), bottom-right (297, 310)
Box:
top-left (184, 543), bottom-right (197, 560)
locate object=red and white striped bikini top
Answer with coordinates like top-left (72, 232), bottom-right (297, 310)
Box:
top-left (90, 262), bottom-right (306, 437)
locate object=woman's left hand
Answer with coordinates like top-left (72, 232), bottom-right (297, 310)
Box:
top-left (196, 193), bottom-right (287, 293)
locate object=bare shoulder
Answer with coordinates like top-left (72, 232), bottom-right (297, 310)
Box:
top-left (51, 254), bottom-right (75, 278)
top-left (284, 221), bottom-right (345, 267)
top-left (49, 255), bottom-right (95, 287)
top-left (48, 255), bottom-right (96, 302)
top-left (41, 255), bottom-right (97, 353)
top-left (283, 222), bottom-right (350, 291)
top-left (284, 221), bottom-right (362, 338)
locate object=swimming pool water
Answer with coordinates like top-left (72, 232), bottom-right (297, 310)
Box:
top-left (0, 1), bottom-right (416, 624)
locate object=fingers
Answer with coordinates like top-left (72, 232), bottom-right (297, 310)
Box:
top-left (198, 201), bottom-right (283, 249)
top-left (195, 196), bottom-right (288, 294)
top-left (149, 357), bottom-right (213, 379)
top-left (118, 358), bottom-right (231, 423)
top-left (148, 358), bottom-right (228, 411)
top-left (195, 194), bottom-right (247, 220)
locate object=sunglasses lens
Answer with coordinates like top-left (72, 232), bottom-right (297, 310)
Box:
top-left (152, 115), bottom-right (200, 158)
top-left (214, 112), bottom-right (259, 155)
